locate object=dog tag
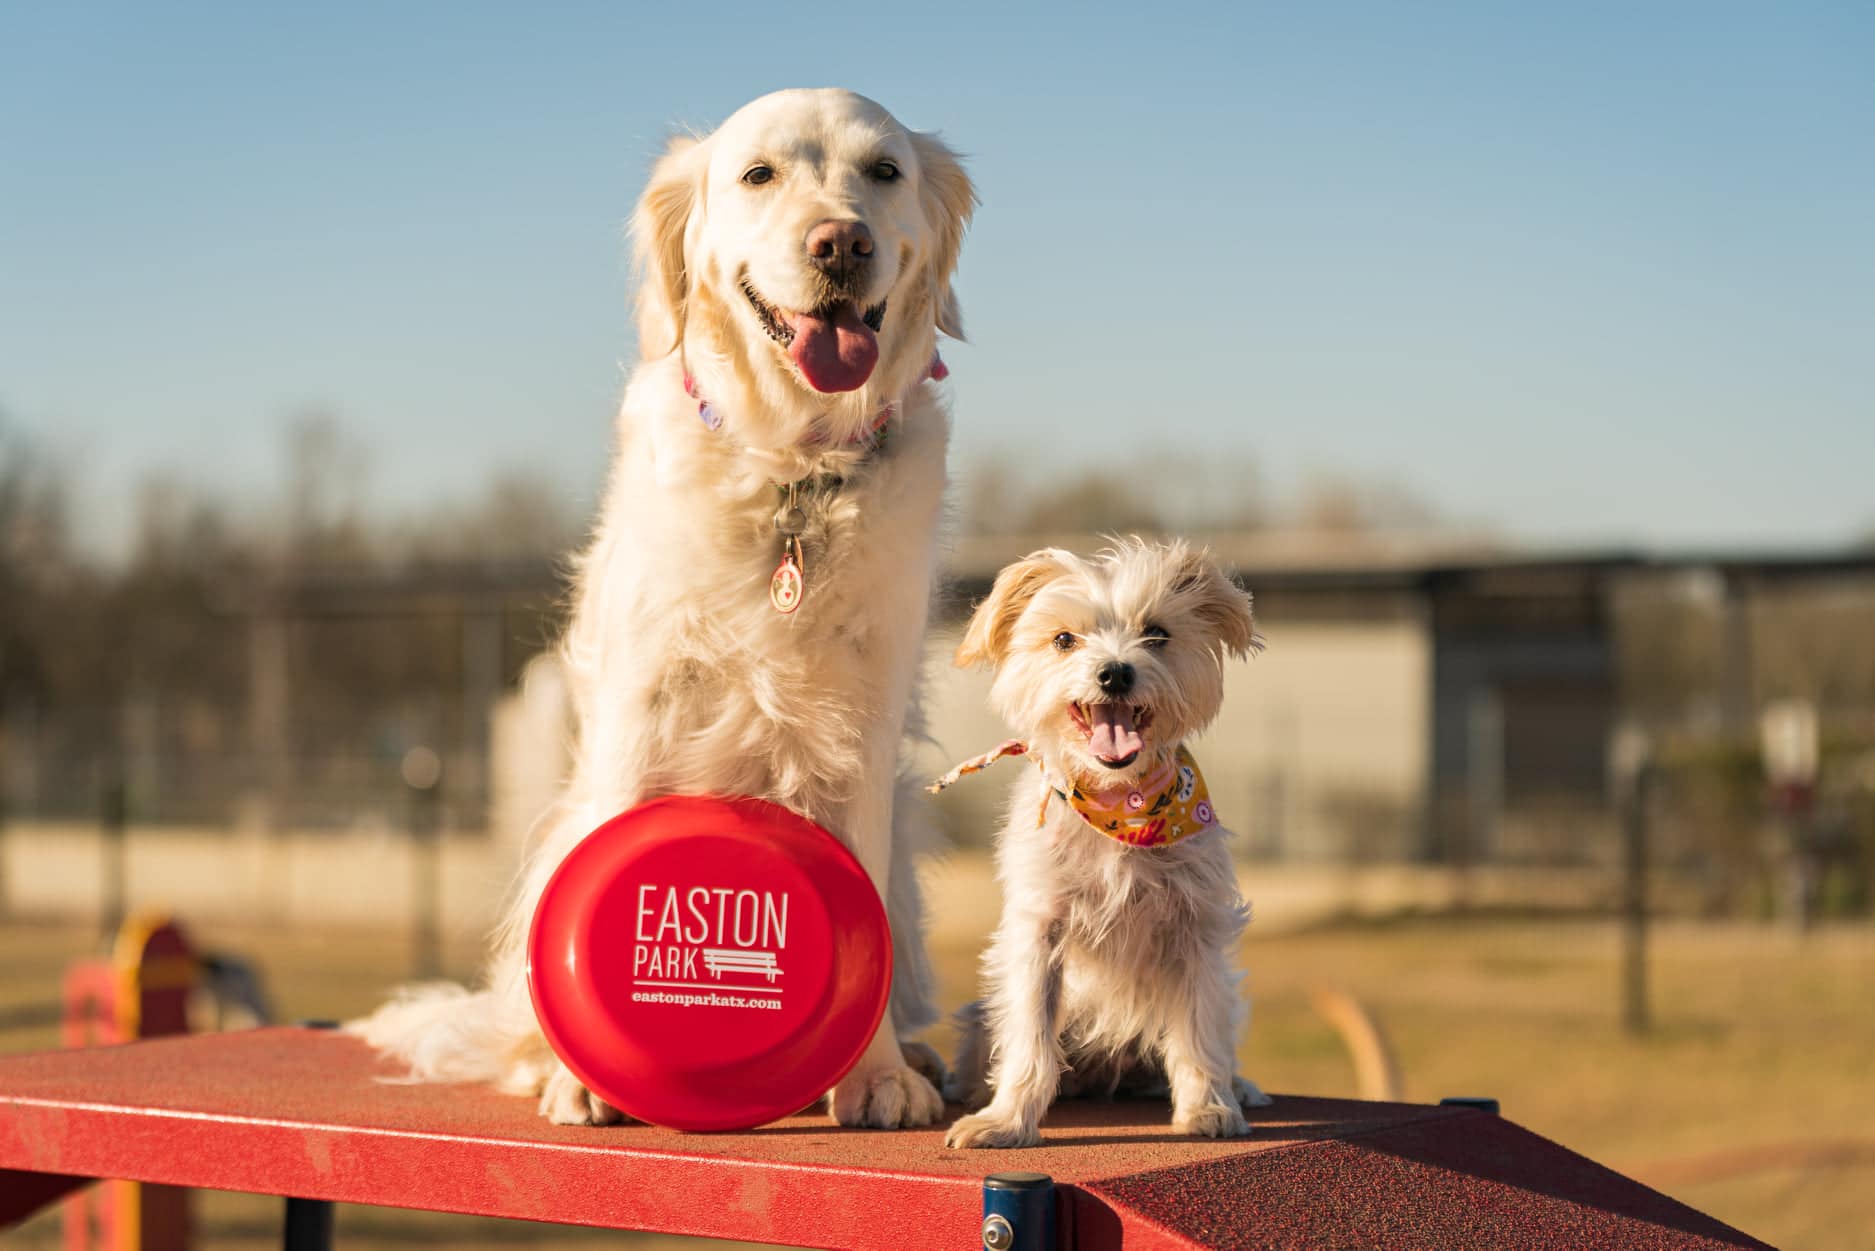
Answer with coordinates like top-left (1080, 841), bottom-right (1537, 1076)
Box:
top-left (771, 541), bottom-right (804, 614)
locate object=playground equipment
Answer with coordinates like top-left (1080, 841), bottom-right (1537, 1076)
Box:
top-left (1, 845), bottom-right (1770, 1247)
top-left (0, 1025), bottom-right (1766, 1249)
top-left (60, 912), bottom-right (197, 1251)
top-left (527, 795), bottom-right (893, 1131)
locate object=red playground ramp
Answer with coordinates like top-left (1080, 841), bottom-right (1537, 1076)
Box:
top-left (0, 1026), bottom-right (1764, 1250)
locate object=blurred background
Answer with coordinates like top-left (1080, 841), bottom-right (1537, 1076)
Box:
top-left (3, 2), bottom-right (1871, 1248)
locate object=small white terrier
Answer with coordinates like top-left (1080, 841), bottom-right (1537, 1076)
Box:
top-left (937, 539), bottom-right (1273, 1149)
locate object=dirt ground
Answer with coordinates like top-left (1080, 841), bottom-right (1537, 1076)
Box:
top-left (3, 885), bottom-right (1871, 1250)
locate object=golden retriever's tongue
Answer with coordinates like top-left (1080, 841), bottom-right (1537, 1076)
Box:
top-left (785, 302), bottom-right (878, 393)
top-left (1088, 704), bottom-right (1143, 763)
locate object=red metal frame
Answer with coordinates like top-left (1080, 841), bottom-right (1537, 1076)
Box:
top-left (1, 1029), bottom-right (1764, 1249)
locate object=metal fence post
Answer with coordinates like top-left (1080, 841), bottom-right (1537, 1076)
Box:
top-left (981, 1172), bottom-right (1054, 1251)
top-left (99, 769), bottom-right (128, 942)
top-left (1609, 724), bottom-right (1653, 1036)
top-left (402, 746), bottom-right (444, 979)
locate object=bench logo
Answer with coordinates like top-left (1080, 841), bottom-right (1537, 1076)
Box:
top-left (631, 883), bottom-right (789, 1009)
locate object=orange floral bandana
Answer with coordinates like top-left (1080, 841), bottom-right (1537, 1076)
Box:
top-left (930, 741), bottom-right (1218, 849)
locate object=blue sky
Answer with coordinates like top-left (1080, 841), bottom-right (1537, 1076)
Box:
top-left (3, 1), bottom-right (1871, 555)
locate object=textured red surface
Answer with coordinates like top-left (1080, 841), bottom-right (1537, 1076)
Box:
top-left (1079, 1115), bottom-right (1768, 1250)
top-left (0, 1029), bottom-right (1765, 1249)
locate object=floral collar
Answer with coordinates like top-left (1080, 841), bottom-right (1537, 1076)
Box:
top-left (929, 740), bottom-right (1218, 849)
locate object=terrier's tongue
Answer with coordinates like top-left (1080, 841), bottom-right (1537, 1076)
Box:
top-left (783, 302), bottom-right (878, 393)
top-left (1088, 704), bottom-right (1143, 762)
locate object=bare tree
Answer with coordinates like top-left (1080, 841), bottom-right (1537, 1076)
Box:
top-left (957, 452), bottom-right (1270, 536)
top-left (282, 410), bottom-right (375, 566)
top-left (1295, 471), bottom-right (1440, 533)
top-left (400, 469), bottom-right (586, 565)
top-left (0, 417), bottom-right (70, 581)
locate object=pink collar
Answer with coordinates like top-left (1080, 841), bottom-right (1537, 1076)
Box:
top-left (683, 352), bottom-right (949, 449)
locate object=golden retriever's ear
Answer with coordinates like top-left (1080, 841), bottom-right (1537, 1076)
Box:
top-left (956, 549), bottom-right (1074, 668)
top-left (1171, 545), bottom-right (1262, 660)
top-left (631, 133), bottom-right (707, 360)
top-left (909, 130), bottom-right (977, 341)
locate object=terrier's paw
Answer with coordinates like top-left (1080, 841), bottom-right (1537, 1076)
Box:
top-left (901, 1040), bottom-right (948, 1090)
top-left (539, 1066), bottom-right (625, 1126)
top-left (1233, 1075), bottom-right (1275, 1110)
top-left (945, 1111), bottom-right (1041, 1150)
top-left (830, 1063), bottom-right (944, 1129)
top-left (1174, 1100), bottom-right (1250, 1139)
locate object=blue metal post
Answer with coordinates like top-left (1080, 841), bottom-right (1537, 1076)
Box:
top-left (981, 1171), bottom-right (1054, 1251)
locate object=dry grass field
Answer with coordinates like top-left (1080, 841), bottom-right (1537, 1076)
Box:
top-left (4, 872), bottom-right (1871, 1250)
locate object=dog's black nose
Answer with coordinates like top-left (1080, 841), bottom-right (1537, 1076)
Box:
top-left (805, 218), bottom-right (874, 283)
top-left (1096, 661), bottom-right (1135, 696)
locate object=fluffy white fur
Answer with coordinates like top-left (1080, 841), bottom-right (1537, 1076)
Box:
top-left (943, 540), bottom-right (1274, 1149)
top-left (349, 88), bottom-right (975, 1129)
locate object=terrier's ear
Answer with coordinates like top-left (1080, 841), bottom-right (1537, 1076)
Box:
top-left (1171, 546), bottom-right (1261, 660)
top-left (631, 133), bottom-right (708, 360)
top-left (908, 129), bottom-right (977, 340)
top-left (956, 549), bottom-right (1075, 668)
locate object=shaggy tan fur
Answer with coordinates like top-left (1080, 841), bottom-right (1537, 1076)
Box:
top-left (943, 540), bottom-right (1274, 1148)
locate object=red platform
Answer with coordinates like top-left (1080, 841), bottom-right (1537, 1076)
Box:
top-left (0, 1028), bottom-right (1763, 1250)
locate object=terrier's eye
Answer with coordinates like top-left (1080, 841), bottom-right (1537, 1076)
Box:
top-left (1141, 624), bottom-right (1171, 649)
top-left (1052, 631), bottom-right (1079, 652)
top-left (870, 159), bottom-right (901, 182)
top-left (741, 164), bottom-right (775, 186)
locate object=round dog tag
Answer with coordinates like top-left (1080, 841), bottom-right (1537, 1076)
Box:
top-left (770, 550), bottom-right (804, 614)
top-left (527, 795), bottom-right (891, 1131)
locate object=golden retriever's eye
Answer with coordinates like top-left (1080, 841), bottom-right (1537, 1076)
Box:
top-left (741, 164), bottom-right (774, 186)
top-left (870, 160), bottom-right (900, 183)
top-left (1141, 624), bottom-right (1171, 649)
top-left (1052, 631), bottom-right (1079, 652)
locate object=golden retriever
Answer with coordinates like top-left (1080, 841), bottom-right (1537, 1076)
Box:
top-left (351, 87), bottom-right (975, 1129)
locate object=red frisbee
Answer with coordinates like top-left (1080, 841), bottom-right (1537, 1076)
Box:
top-left (527, 795), bottom-right (892, 1131)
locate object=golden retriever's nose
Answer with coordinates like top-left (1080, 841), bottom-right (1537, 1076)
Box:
top-left (805, 219), bottom-right (874, 283)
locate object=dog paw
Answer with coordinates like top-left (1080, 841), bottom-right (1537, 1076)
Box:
top-left (901, 1040), bottom-right (948, 1090)
top-left (1233, 1075), bottom-right (1274, 1110)
top-left (1174, 1100), bottom-right (1250, 1139)
top-left (830, 1063), bottom-right (944, 1129)
top-left (945, 1111), bottom-right (1041, 1150)
top-left (538, 1066), bottom-right (625, 1126)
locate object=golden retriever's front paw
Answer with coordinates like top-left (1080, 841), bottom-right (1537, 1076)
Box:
top-left (539, 1065), bottom-right (625, 1126)
top-left (1233, 1075), bottom-right (1274, 1110)
top-left (1174, 1100), bottom-right (1250, 1139)
top-left (945, 1111), bottom-right (1040, 1149)
top-left (830, 1063), bottom-right (944, 1129)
